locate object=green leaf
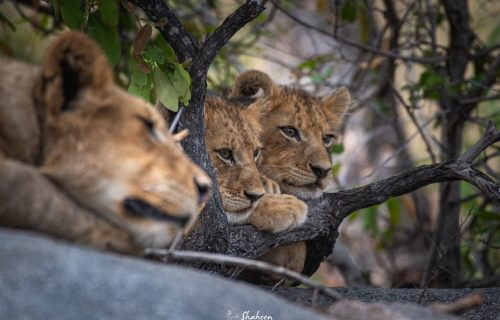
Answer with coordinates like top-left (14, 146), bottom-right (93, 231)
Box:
top-left (477, 210), bottom-right (500, 222)
top-left (128, 83), bottom-right (150, 102)
top-left (487, 22), bottom-right (500, 46)
top-left (174, 63), bottom-right (191, 106)
top-left (298, 59), bottom-right (317, 71)
top-left (153, 35), bottom-right (176, 60)
top-left (152, 67), bottom-right (179, 111)
top-left (418, 70), bottom-right (442, 87)
top-left (144, 45), bottom-right (165, 65)
top-left (180, 89), bottom-right (191, 106)
top-left (386, 198), bottom-right (401, 227)
top-left (331, 162), bottom-right (341, 176)
top-left (88, 15), bottom-right (121, 66)
top-left (131, 69), bottom-right (148, 86)
top-left (331, 143), bottom-right (344, 154)
top-left (340, 2), bottom-right (357, 22)
top-left (97, 0), bottom-right (119, 27)
top-left (175, 63), bottom-right (191, 85)
top-left (361, 206), bottom-right (379, 236)
top-left (60, 0), bottom-right (84, 29)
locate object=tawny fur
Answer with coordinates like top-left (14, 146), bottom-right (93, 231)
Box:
top-left (0, 32), bottom-right (211, 253)
top-left (230, 70), bottom-right (351, 282)
top-left (204, 96), bottom-right (308, 232)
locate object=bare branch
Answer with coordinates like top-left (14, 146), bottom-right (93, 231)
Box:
top-left (459, 123), bottom-right (500, 163)
top-left (145, 248), bottom-right (343, 301)
top-left (269, 0), bottom-right (444, 64)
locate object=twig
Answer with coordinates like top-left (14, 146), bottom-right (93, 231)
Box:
top-left (389, 82), bottom-right (437, 163)
top-left (269, 0), bottom-right (444, 64)
top-left (144, 248), bottom-right (343, 301)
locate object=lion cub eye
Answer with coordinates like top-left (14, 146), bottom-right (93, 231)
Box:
top-left (322, 134), bottom-right (336, 147)
top-left (253, 148), bottom-right (262, 161)
top-left (279, 126), bottom-right (301, 141)
top-left (217, 148), bottom-right (234, 163)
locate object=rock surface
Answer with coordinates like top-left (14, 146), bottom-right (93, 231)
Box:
top-left (0, 228), bottom-right (326, 320)
top-left (274, 287), bottom-right (500, 320)
top-left (1, 228), bottom-right (494, 320)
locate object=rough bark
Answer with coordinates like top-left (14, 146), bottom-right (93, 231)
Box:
top-left (429, 0), bottom-right (475, 287)
top-left (129, 0), bottom-right (268, 254)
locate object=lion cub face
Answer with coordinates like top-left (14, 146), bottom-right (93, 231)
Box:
top-left (230, 70), bottom-right (350, 200)
top-left (204, 96), bottom-right (265, 224)
top-left (35, 32), bottom-right (211, 247)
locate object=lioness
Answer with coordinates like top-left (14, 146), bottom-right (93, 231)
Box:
top-left (204, 95), bottom-right (307, 233)
top-left (230, 70), bottom-right (351, 282)
top-left (0, 32), bottom-right (211, 253)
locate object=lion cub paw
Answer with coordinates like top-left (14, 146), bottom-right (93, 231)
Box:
top-left (248, 194), bottom-right (308, 233)
top-left (260, 175), bottom-right (280, 194)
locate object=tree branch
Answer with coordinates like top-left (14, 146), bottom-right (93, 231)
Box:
top-left (269, 0), bottom-right (444, 64)
top-left (144, 248), bottom-right (343, 301)
top-left (212, 125), bottom-right (500, 276)
top-left (129, 0), bottom-right (199, 62)
top-left (131, 1), bottom-right (268, 254)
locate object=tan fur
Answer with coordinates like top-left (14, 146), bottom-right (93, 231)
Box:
top-left (0, 32), bottom-right (211, 253)
top-left (204, 96), bottom-right (307, 232)
top-left (231, 70), bottom-right (350, 200)
top-left (230, 70), bottom-right (351, 281)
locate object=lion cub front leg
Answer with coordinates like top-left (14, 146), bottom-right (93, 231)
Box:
top-left (247, 193), bottom-right (308, 233)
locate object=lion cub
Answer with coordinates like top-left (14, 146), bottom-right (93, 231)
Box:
top-left (0, 32), bottom-right (211, 254)
top-left (204, 96), bottom-right (307, 234)
top-left (230, 70), bottom-right (351, 282)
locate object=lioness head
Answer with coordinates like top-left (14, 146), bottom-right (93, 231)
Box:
top-left (34, 32), bottom-right (211, 247)
top-left (204, 96), bottom-right (265, 224)
top-left (230, 70), bottom-right (350, 200)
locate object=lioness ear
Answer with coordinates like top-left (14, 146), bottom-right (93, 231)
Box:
top-left (35, 31), bottom-right (113, 114)
top-left (229, 70), bottom-right (279, 99)
top-left (322, 87), bottom-right (351, 129)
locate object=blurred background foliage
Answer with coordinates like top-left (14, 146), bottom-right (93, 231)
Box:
top-left (1, 0), bottom-right (498, 289)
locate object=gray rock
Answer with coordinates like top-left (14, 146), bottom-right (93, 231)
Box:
top-left (0, 228), bottom-right (327, 320)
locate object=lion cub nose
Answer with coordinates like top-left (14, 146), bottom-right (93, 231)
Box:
top-left (310, 164), bottom-right (331, 179)
top-left (194, 177), bottom-right (212, 205)
top-left (244, 190), bottom-right (264, 203)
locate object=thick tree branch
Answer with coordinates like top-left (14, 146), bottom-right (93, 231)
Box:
top-left (129, 0), bottom-right (199, 62)
top-left (205, 125), bottom-right (500, 276)
top-left (191, 0), bottom-right (268, 78)
top-left (131, 1), bottom-right (268, 254)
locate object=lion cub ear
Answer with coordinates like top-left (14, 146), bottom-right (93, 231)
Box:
top-left (35, 31), bottom-right (114, 114)
top-left (322, 87), bottom-right (351, 129)
top-left (229, 70), bottom-right (279, 100)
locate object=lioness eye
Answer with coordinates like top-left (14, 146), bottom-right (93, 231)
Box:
top-left (253, 148), bottom-right (261, 160)
top-left (217, 148), bottom-right (234, 162)
top-left (322, 134), bottom-right (336, 147)
top-left (280, 126), bottom-right (301, 141)
top-left (138, 116), bottom-right (157, 139)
